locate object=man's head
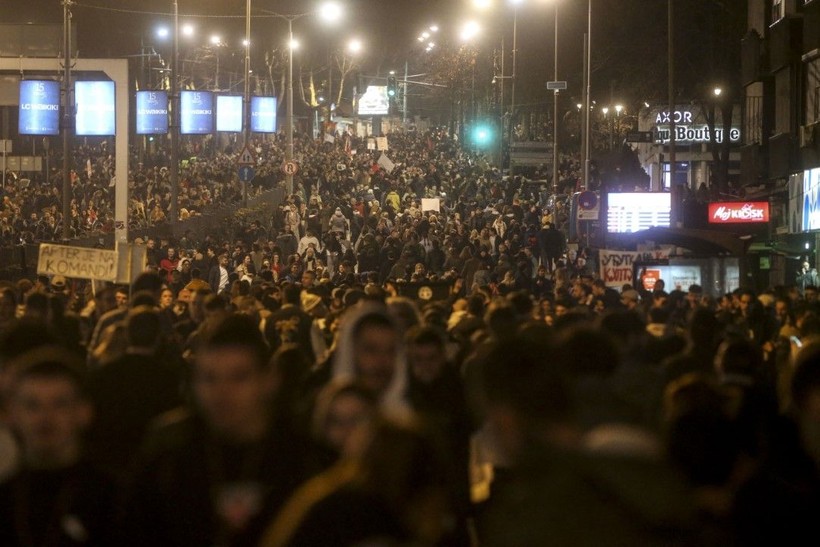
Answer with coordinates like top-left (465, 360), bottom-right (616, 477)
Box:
top-left (7, 347), bottom-right (92, 468)
top-left (407, 326), bottom-right (447, 384)
top-left (193, 315), bottom-right (275, 441)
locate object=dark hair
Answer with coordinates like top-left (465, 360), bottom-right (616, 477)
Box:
top-left (201, 314), bottom-right (269, 369)
top-left (11, 345), bottom-right (87, 398)
top-left (126, 306), bottom-right (162, 349)
top-left (406, 325), bottom-right (445, 349)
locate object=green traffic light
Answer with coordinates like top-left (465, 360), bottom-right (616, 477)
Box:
top-left (473, 125), bottom-right (491, 145)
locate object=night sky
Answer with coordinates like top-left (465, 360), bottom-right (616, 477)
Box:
top-left (7, 0), bottom-right (746, 108)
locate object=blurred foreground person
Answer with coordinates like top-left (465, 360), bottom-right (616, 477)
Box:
top-left (259, 417), bottom-right (453, 547)
top-left (480, 337), bottom-right (701, 546)
top-left (0, 347), bottom-right (117, 546)
top-left (121, 314), bottom-right (310, 547)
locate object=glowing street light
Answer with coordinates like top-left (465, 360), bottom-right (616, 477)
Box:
top-left (347, 38), bottom-right (363, 54)
top-left (156, 26), bottom-right (170, 39)
top-left (460, 20), bottom-right (481, 41)
top-left (615, 104), bottom-right (624, 114)
top-left (181, 23), bottom-right (194, 37)
top-left (319, 2), bottom-right (343, 23)
top-left (288, 37), bottom-right (300, 50)
top-left (713, 87), bottom-right (723, 97)
top-left (209, 34), bottom-right (222, 46)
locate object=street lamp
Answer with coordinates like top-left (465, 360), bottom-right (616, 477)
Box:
top-left (347, 38), bottom-right (362, 54)
top-left (260, 2), bottom-right (343, 195)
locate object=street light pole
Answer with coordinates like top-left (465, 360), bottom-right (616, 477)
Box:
top-left (62, 0), bottom-right (72, 241)
top-left (243, 0), bottom-right (251, 207)
top-left (286, 17), bottom-right (294, 196)
top-left (582, 0), bottom-right (592, 191)
top-left (170, 0), bottom-right (179, 227)
top-left (552, 1), bottom-right (559, 196)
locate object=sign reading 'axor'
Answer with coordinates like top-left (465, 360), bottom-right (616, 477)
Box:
top-left (708, 202), bottom-right (770, 224)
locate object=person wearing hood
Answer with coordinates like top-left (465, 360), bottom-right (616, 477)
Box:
top-left (331, 303), bottom-right (410, 417)
top-left (328, 207), bottom-right (350, 240)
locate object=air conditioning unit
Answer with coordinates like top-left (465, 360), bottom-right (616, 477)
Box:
top-left (801, 123), bottom-right (817, 148)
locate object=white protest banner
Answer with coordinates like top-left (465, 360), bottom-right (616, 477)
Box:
top-left (377, 153), bottom-right (395, 173)
top-left (376, 136), bottom-right (389, 150)
top-left (324, 133), bottom-right (335, 144)
top-left (367, 138), bottom-right (376, 150)
top-left (599, 248), bottom-right (671, 288)
top-left (421, 198), bottom-right (440, 212)
top-left (38, 243), bottom-right (118, 282)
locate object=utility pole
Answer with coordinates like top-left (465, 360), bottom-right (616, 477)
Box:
top-left (62, 0), bottom-right (72, 242)
top-left (170, 0), bottom-right (179, 227)
top-left (669, 0), bottom-right (679, 226)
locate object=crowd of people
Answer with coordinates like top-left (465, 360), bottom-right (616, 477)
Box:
top-left (1, 128), bottom-right (820, 546)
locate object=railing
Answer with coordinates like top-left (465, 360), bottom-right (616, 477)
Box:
top-left (0, 187), bottom-right (286, 282)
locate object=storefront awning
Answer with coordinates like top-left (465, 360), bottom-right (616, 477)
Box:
top-left (620, 226), bottom-right (750, 256)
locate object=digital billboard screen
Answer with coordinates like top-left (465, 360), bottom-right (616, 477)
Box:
top-left (75, 81), bottom-right (116, 136)
top-left (180, 90), bottom-right (214, 134)
top-left (216, 95), bottom-right (243, 132)
top-left (251, 96), bottom-right (277, 133)
top-left (606, 192), bottom-right (671, 233)
top-left (358, 86), bottom-right (389, 116)
top-left (135, 91), bottom-right (168, 135)
top-left (19, 80), bottom-right (60, 136)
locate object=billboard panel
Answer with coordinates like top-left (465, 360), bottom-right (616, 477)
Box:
top-left (803, 168), bottom-right (820, 232)
top-left (18, 80), bottom-right (60, 135)
top-left (216, 95), bottom-right (243, 132)
top-left (606, 192), bottom-right (671, 233)
top-left (251, 96), bottom-right (277, 133)
top-left (180, 90), bottom-right (214, 135)
top-left (358, 85), bottom-right (389, 116)
top-left (75, 81), bottom-right (116, 136)
top-left (135, 90), bottom-right (168, 135)
top-left (708, 202), bottom-right (770, 224)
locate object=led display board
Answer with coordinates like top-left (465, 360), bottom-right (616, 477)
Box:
top-left (19, 80), bottom-right (60, 136)
top-left (251, 96), bottom-right (277, 133)
top-left (606, 192), bottom-right (671, 233)
top-left (358, 86), bottom-right (389, 116)
top-left (216, 95), bottom-right (243, 132)
top-left (75, 81), bottom-right (116, 136)
top-left (180, 90), bottom-right (214, 135)
top-left (135, 91), bottom-right (168, 135)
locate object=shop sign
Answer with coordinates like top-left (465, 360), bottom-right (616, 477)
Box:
top-left (708, 202), bottom-right (769, 224)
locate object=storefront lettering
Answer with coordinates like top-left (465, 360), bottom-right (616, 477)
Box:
top-left (708, 202), bottom-right (769, 224)
top-left (655, 125), bottom-right (741, 144)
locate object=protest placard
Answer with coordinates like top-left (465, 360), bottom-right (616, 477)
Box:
top-left (38, 243), bottom-right (118, 282)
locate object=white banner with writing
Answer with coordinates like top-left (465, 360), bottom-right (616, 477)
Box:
top-left (598, 248), bottom-right (671, 288)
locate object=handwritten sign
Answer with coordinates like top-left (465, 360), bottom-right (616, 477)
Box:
top-left (421, 198), bottom-right (440, 212)
top-left (599, 249), bottom-right (671, 288)
top-left (38, 243), bottom-right (118, 282)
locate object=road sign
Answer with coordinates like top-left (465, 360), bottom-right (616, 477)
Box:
top-left (237, 145), bottom-right (255, 166)
top-left (546, 81), bottom-right (567, 91)
top-left (238, 165), bottom-right (255, 182)
top-left (281, 161), bottom-right (299, 176)
top-left (577, 191), bottom-right (600, 220)
top-left (627, 131), bottom-right (654, 143)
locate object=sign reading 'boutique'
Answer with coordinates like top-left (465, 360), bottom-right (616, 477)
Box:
top-left (708, 202), bottom-right (770, 224)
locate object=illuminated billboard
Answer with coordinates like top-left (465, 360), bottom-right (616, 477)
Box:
top-left (19, 80), bottom-right (60, 136)
top-left (75, 81), bottom-right (116, 136)
top-left (135, 91), bottom-right (169, 135)
top-left (606, 192), bottom-right (671, 233)
top-left (216, 95), bottom-right (243, 133)
top-left (251, 96), bottom-right (277, 133)
top-left (180, 90), bottom-right (214, 135)
top-left (708, 202), bottom-right (770, 224)
top-left (358, 85), bottom-right (389, 116)
top-left (803, 167), bottom-right (820, 232)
